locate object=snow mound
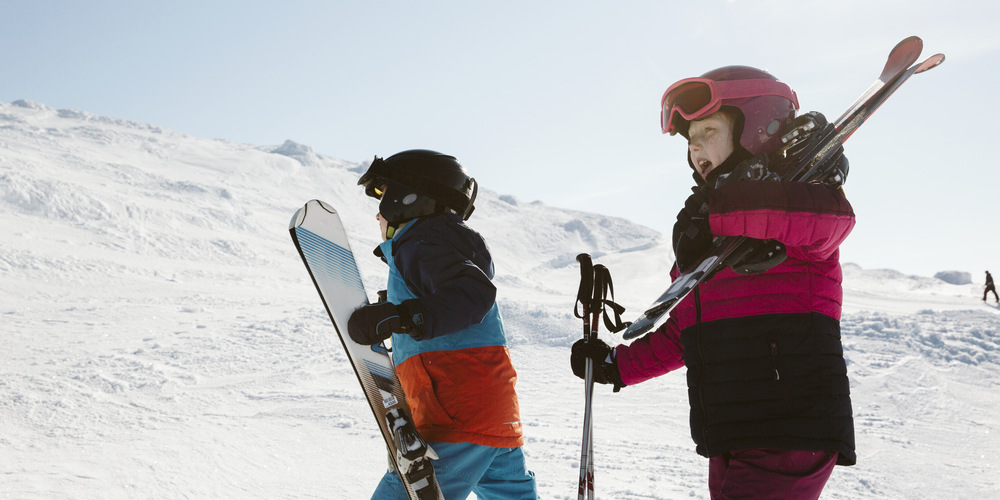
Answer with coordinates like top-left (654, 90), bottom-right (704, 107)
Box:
top-left (270, 139), bottom-right (322, 166)
top-left (934, 270), bottom-right (972, 285)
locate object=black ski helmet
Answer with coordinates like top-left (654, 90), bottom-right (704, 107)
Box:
top-left (661, 65), bottom-right (800, 157)
top-left (358, 149), bottom-right (478, 228)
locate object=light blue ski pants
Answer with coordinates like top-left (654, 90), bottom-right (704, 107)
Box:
top-left (371, 442), bottom-right (537, 499)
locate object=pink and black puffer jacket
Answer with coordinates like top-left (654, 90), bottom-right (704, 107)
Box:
top-left (615, 180), bottom-right (858, 466)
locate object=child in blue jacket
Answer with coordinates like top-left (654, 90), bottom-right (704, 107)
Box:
top-left (348, 149), bottom-right (537, 499)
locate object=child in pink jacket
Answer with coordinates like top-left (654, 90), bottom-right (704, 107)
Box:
top-left (572, 66), bottom-right (856, 500)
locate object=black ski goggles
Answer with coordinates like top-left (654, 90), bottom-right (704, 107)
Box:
top-left (358, 156), bottom-right (390, 199)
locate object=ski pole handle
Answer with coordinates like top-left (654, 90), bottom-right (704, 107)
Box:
top-left (576, 253), bottom-right (594, 315)
top-left (575, 253), bottom-right (597, 499)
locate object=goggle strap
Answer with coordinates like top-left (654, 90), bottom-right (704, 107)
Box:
top-left (664, 78), bottom-right (797, 106)
top-left (709, 79), bottom-right (798, 104)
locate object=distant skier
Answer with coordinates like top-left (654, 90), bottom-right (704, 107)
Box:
top-left (984, 271), bottom-right (998, 303)
top-left (571, 67), bottom-right (857, 498)
top-left (347, 150), bottom-right (537, 499)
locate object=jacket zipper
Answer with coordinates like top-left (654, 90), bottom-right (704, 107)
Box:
top-left (694, 287), bottom-right (708, 442)
top-left (770, 341), bottom-right (781, 381)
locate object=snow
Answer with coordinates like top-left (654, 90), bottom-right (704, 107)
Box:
top-left (2, 100), bottom-right (998, 499)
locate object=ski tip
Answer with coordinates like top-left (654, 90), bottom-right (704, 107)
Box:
top-left (882, 36), bottom-right (923, 81)
top-left (622, 318), bottom-right (653, 340)
top-left (309, 199), bottom-right (337, 214)
top-left (915, 53), bottom-right (946, 73)
top-left (289, 205), bottom-right (307, 230)
top-left (289, 199), bottom-right (337, 230)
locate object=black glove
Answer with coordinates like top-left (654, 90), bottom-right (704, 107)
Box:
top-left (571, 338), bottom-right (625, 390)
top-left (348, 302), bottom-right (414, 345)
top-left (672, 188), bottom-right (712, 273)
top-left (777, 111), bottom-right (849, 187)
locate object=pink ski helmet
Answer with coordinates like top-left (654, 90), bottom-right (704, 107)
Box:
top-left (661, 65), bottom-right (799, 156)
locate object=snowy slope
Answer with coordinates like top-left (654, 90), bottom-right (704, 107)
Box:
top-left (1, 100), bottom-right (998, 499)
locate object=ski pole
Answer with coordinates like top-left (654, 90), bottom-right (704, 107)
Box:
top-left (575, 253), bottom-right (596, 500)
top-left (575, 254), bottom-right (631, 500)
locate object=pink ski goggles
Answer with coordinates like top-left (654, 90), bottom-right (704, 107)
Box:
top-left (660, 78), bottom-right (799, 134)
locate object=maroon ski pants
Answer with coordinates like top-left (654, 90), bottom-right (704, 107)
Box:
top-left (708, 449), bottom-right (838, 500)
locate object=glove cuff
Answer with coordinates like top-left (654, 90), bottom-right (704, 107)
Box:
top-left (396, 300), bottom-right (425, 339)
top-left (608, 357), bottom-right (626, 391)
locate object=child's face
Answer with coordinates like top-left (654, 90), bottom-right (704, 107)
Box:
top-left (687, 111), bottom-right (735, 180)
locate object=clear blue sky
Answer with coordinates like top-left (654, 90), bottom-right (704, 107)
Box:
top-left (2, 0), bottom-right (997, 278)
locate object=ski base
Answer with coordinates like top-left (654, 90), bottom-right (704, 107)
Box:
top-left (290, 199), bottom-right (444, 500)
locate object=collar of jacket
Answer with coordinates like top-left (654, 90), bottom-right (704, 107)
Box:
top-left (373, 218), bottom-right (420, 261)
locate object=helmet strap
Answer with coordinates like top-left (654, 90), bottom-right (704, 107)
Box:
top-left (462, 178), bottom-right (478, 220)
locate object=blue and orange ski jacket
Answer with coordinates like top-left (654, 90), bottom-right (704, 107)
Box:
top-left (377, 214), bottom-right (524, 448)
